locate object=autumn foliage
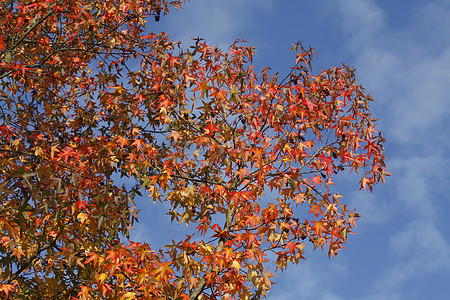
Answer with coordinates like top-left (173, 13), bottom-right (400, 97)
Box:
top-left (0, 0), bottom-right (389, 299)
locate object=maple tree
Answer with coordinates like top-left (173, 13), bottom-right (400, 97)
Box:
top-left (0, 0), bottom-right (389, 299)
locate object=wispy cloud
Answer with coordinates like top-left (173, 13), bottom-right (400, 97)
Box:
top-left (336, 0), bottom-right (450, 145)
top-left (337, 0), bottom-right (386, 40)
top-left (349, 191), bottom-right (392, 225)
top-left (368, 219), bottom-right (450, 298)
top-left (271, 257), bottom-right (347, 300)
top-left (161, 0), bottom-right (274, 47)
top-left (391, 154), bottom-right (449, 217)
top-left (329, 0), bottom-right (450, 298)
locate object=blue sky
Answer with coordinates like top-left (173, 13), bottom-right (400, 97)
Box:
top-left (131, 1), bottom-right (450, 299)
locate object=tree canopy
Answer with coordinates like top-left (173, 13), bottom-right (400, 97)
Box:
top-left (0, 0), bottom-right (388, 299)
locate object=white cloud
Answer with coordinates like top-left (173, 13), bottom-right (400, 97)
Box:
top-left (337, 0), bottom-right (385, 41)
top-left (349, 191), bottom-right (391, 225)
top-left (345, 145), bottom-right (450, 299)
top-left (271, 257), bottom-right (348, 300)
top-left (335, 0), bottom-right (450, 145)
top-left (390, 154), bottom-right (449, 218)
top-left (389, 220), bottom-right (450, 266)
top-left (368, 219), bottom-right (450, 297)
top-left (358, 291), bottom-right (404, 300)
top-left (162, 0), bottom-right (274, 48)
top-left (328, 0), bottom-right (450, 298)
top-left (408, 0), bottom-right (450, 50)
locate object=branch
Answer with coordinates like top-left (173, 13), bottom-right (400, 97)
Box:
top-left (2, 4), bottom-right (57, 64)
top-left (189, 176), bottom-right (241, 299)
top-left (189, 206), bottom-right (235, 300)
top-left (170, 173), bottom-right (225, 187)
top-left (7, 232), bottom-right (61, 283)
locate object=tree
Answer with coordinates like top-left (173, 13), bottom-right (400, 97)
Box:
top-left (0, 0), bottom-right (389, 299)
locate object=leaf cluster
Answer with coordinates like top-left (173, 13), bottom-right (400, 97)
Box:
top-left (0, 1), bottom-right (388, 299)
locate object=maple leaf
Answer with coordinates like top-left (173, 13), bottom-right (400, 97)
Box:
top-left (116, 136), bottom-right (129, 149)
top-left (378, 167), bottom-right (391, 184)
top-left (204, 119), bottom-right (219, 137)
top-left (285, 242), bottom-right (297, 254)
top-left (236, 168), bottom-right (250, 181)
top-left (12, 246), bottom-right (25, 260)
top-left (245, 215), bottom-right (261, 228)
top-left (131, 138), bottom-right (144, 151)
top-left (313, 220), bottom-right (328, 236)
top-left (168, 130), bottom-right (182, 143)
top-left (308, 204), bottom-right (323, 218)
top-left (0, 283), bottom-right (16, 298)
top-left (77, 286), bottom-right (91, 299)
top-left (348, 212), bottom-right (360, 228)
top-left (360, 177), bottom-right (373, 191)
top-left (151, 262), bottom-right (174, 283)
top-left (77, 213), bottom-right (89, 224)
top-left (120, 292), bottom-right (137, 300)
top-left (310, 175), bottom-right (323, 187)
top-left (263, 270), bottom-right (275, 289)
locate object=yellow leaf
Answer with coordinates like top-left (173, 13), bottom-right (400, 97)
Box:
top-left (11, 138), bottom-right (21, 148)
top-left (50, 145), bottom-right (59, 158)
top-left (34, 146), bottom-right (44, 157)
top-left (231, 260), bottom-right (240, 271)
top-left (120, 292), bottom-right (136, 300)
top-left (98, 273), bottom-right (108, 284)
top-left (77, 213), bottom-right (88, 224)
top-left (263, 270), bottom-right (275, 289)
